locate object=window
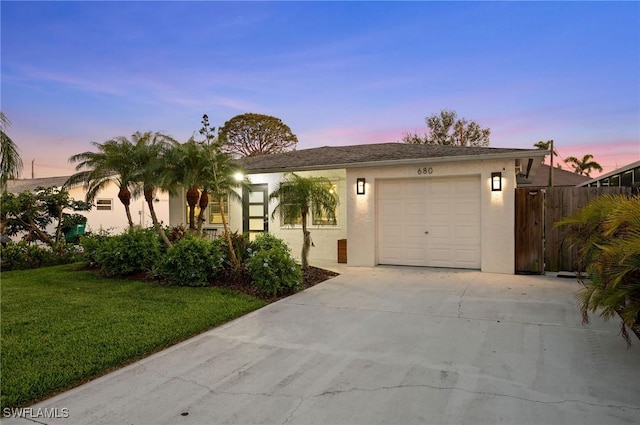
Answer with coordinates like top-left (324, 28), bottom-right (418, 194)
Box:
top-left (183, 193), bottom-right (231, 225)
top-left (209, 196), bottom-right (229, 224)
top-left (278, 183), bottom-right (338, 227)
top-left (621, 171), bottom-right (633, 187)
top-left (611, 175), bottom-right (620, 187)
top-left (96, 199), bottom-right (112, 211)
top-left (278, 184), bottom-right (303, 226)
top-left (312, 184), bottom-right (338, 226)
top-left (280, 205), bottom-right (303, 226)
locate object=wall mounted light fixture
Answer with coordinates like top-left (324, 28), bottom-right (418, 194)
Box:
top-left (491, 172), bottom-right (502, 191)
top-left (356, 178), bottom-right (366, 195)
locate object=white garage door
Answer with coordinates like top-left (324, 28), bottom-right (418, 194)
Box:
top-left (377, 176), bottom-right (481, 269)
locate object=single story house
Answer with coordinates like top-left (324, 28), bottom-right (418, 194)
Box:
top-left (168, 143), bottom-right (547, 274)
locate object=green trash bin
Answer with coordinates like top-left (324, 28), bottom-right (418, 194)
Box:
top-left (65, 224), bottom-right (86, 242)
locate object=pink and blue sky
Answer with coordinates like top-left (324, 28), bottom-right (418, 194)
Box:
top-left (2, 1), bottom-right (638, 178)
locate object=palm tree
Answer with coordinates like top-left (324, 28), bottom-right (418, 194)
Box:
top-left (564, 154), bottom-right (603, 177)
top-left (67, 137), bottom-right (139, 228)
top-left (162, 138), bottom-right (211, 232)
top-left (533, 140), bottom-right (557, 156)
top-left (163, 135), bottom-right (247, 270)
top-left (269, 173), bottom-right (338, 270)
top-left (129, 131), bottom-right (176, 248)
top-left (557, 194), bottom-right (640, 344)
top-left (205, 144), bottom-right (247, 270)
top-left (1, 112), bottom-right (23, 192)
top-left (533, 140), bottom-right (557, 186)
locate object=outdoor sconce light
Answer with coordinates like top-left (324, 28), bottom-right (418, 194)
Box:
top-left (491, 172), bottom-right (502, 191)
top-left (356, 178), bottom-right (366, 195)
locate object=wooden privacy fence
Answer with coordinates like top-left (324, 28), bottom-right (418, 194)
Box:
top-left (515, 186), bottom-right (633, 274)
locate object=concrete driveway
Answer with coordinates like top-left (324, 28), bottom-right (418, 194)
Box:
top-left (6, 266), bottom-right (640, 425)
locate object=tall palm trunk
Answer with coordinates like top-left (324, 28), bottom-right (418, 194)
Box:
top-left (197, 190), bottom-right (209, 235)
top-left (55, 208), bottom-right (64, 244)
top-left (145, 186), bottom-right (172, 248)
top-left (0, 213), bottom-right (7, 235)
top-left (218, 196), bottom-right (239, 270)
top-left (186, 187), bottom-right (199, 230)
top-left (301, 208), bottom-right (311, 270)
top-left (117, 187), bottom-right (134, 229)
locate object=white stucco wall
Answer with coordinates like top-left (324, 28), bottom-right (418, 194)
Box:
top-left (241, 169), bottom-right (348, 264)
top-left (346, 159), bottom-right (517, 274)
top-left (68, 182), bottom-right (170, 235)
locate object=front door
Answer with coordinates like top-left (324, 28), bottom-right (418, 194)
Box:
top-left (243, 184), bottom-right (269, 241)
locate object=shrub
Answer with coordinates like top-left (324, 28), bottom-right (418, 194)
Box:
top-left (249, 232), bottom-right (291, 254)
top-left (210, 232), bottom-right (252, 282)
top-left (94, 229), bottom-right (161, 277)
top-left (211, 236), bottom-right (230, 268)
top-left (558, 194), bottom-right (640, 344)
top-left (50, 242), bottom-right (82, 265)
top-left (167, 224), bottom-right (187, 243)
top-left (79, 230), bottom-right (111, 266)
top-left (1, 242), bottom-right (42, 270)
top-left (246, 234), bottom-right (302, 297)
top-left (0, 241), bottom-right (81, 271)
top-left (157, 236), bottom-right (224, 286)
top-left (226, 231), bottom-right (252, 264)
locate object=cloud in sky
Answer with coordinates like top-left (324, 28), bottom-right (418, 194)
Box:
top-left (1, 1), bottom-right (638, 178)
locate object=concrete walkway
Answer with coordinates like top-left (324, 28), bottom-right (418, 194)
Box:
top-left (6, 267), bottom-right (640, 424)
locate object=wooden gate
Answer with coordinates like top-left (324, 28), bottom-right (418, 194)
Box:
top-left (515, 186), bottom-right (634, 273)
top-left (515, 188), bottom-right (545, 274)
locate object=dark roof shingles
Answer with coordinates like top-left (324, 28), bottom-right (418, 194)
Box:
top-left (519, 164), bottom-right (591, 187)
top-left (6, 176), bottom-right (71, 194)
top-left (239, 142), bottom-right (535, 173)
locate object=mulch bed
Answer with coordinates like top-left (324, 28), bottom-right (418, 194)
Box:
top-left (101, 265), bottom-right (340, 302)
top-left (210, 266), bottom-right (340, 302)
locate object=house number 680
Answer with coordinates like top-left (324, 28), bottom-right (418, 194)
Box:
top-left (417, 167), bottom-right (433, 175)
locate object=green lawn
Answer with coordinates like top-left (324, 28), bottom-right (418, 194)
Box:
top-left (0, 264), bottom-right (267, 409)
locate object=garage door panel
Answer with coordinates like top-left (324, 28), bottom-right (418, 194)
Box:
top-left (380, 247), bottom-right (402, 262)
top-left (429, 225), bottom-right (450, 239)
top-left (455, 201), bottom-right (479, 215)
top-left (378, 182), bottom-right (403, 199)
top-left (455, 248), bottom-right (479, 261)
top-left (454, 179), bottom-right (478, 192)
top-left (382, 226), bottom-right (401, 239)
top-left (380, 200), bottom-right (401, 215)
top-left (406, 248), bottom-right (425, 262)
top-left (430, 247), bottom-right (452, 260)
top-left (428, 201), bottom-right (450, 215)
top-left (406, 202), bottom-right (425, 216)
top-left (429, 180), bottom-right (453, 195)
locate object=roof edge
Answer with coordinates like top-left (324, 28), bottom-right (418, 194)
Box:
top-left (245, 149), bottom-right (547, 174)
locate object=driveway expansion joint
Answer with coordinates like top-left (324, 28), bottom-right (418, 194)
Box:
top-left (312, 383), bottom-right (640, 411)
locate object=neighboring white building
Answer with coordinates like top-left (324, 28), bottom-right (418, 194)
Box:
top-left (169, 143), bottom-right (547, 274)
top-left (5, 177), bottom-right (170, 236)
top-left (579, 160), bottom-right (640, 188)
